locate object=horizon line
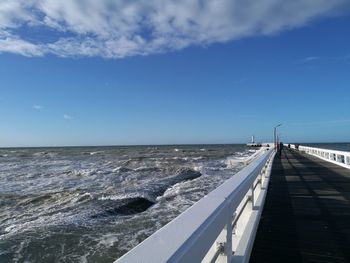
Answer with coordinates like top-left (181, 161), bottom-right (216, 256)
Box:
top-left (1, 141), bottom-right (349, 149)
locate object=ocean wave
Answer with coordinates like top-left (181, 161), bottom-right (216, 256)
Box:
top-left (16, 194), bottom-right (53, 206)
top-left (17, 153), bottom-right (33, 158)
top-left (225, 148), bottom-right (264, 168)
top-left (114, 164), bottom-right (195, 175)
top-left (33, 151), bottom-right (58, 158)
top-left (0, 191), bottom-right (97, 239)
top-left (83, 151), bottom-right (104, 156)
top-left (65, 169), bottom-right (97, 177)
top-left (98, 192), bottom-right (147, 201)
top-left (93, 168), bottom-right (202, 217)
top-left (173, 168), bottom-right (202, 181)
top-left (142, 168), bottom-right (202, 199)
top-left (33, 151), bottom-right (49, 156)
top-left (112, 167), bottom-right (133, 173)
top-left (134, 166), bottom-right (161, 172)
top-left (91, 197), bottom-right (155, 218)
top-left (74, 192), bottom-right (93, 203)
top-left (97, 233), bottom-right (120, 248)
top-left (0, 144), bottom-right (253, 261)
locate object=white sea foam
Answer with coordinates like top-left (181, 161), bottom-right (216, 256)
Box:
top-left (134, 166), bottom-right (149, 171)
top-left (112, 166), bottom-right (122, 172)
top-left (193, 165), bottom-right (203, 172)
top-left (98, 193), bottom-right (143, 201)
top-left (0, 144), bottom-right (254, 262)
top-left (97, 234), bottom-right (119, 248)
top-left (79, 253), bottom-right (89, 263)
top-left (89, 151), bottom-right (104, 155)
top-left (225, 148), bottom-right (264, 168)
top-left (68, 169), bottom-right (97, 177)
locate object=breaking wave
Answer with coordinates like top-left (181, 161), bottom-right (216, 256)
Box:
top-left (0, 144), bottom-right (257, 262)
top-left (93, 168), bottom-right (202, 217)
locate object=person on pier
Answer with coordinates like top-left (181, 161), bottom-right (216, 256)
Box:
top-left (278, 142), bottom-right (283, 157)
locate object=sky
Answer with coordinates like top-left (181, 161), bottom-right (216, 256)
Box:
top-left (1, 0), bottom-right (350, 147)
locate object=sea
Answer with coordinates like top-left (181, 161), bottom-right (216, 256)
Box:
top-left (0, 144), bottom-right (259, 263)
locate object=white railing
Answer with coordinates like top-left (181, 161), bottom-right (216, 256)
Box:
top-left (115, 148), bottom-right (275, 263)
top-left (296, 145), bottom-right (350, 169)
top-left (283, 143), bottom-right (296, 149)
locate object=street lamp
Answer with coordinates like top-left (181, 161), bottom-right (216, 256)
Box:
top-left (274, 124), bottom-right (282, 150)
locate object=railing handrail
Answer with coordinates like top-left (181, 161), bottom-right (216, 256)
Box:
top-left (299, 145), bottom-right (350, 155)
top-left (298, 145), bottom-right (350, 156)
top-left (290, 144), bottom-right (350, 169)
top-left (116, 148), bottom-right (274, 262)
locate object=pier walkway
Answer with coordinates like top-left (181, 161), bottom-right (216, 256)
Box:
top-left (250, 148), bottom-right (350, 263)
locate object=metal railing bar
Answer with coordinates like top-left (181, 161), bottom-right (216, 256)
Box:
top-left (116, 149), bottom-right (274, 263)
top-left (253, 178), bottom-right (261, 190)
top-left (232, 197), bottom-right (250, 229)
top-left (297, 145), bottom-right (350, 170)
top-left (209, 243), bottom-right (224, 263)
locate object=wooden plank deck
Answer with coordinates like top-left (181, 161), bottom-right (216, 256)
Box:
top-left (250, 148), bottom-right (350, 263)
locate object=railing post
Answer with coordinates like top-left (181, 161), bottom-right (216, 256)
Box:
top-left (259, 169), bottom-right (264, 188)
top-left (250, 184), bottom-right (255, 209)
top-left (116, 150), bottom-right (275, 263)
top-left (226, 217), bottom-right (233, 263)
top-left (297, 145), bottom-right (350, 169)
top-left (216, 217), bottom-right (233, 263)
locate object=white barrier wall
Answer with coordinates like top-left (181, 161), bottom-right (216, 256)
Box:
top-left (115, 149), bottom-right (275, 263)
top-left (292, 145), bottom-right (350, 170)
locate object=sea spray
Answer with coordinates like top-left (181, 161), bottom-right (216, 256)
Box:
top-left (0, 144), bottom-right (258, 262)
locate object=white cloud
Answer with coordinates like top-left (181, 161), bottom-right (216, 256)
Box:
top-left (0, 30), bottom-right (44, 56)
top-left (0, 0), bottom-right (349, 58)
top-left (300, 54), bottom-right (350, 63)
top-left (299, 56), bottom-right (321, 62)
top-left (63, 113), bottom-right (73, 120)
top-left (33, 104), bottom-right (44, 110)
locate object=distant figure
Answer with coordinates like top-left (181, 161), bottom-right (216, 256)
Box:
top-left (278, 142), bottom-right (284, 157)
top-left (295, 144), bottom-right (300, 151)
top-left (288, 144), bottom-right (291, 148)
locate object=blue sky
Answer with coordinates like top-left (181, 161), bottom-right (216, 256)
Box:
top-left (1, 1), bottom-right (350, 147)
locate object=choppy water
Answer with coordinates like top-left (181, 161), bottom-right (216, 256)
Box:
top-left (0, 144), bottom-right (255, 262)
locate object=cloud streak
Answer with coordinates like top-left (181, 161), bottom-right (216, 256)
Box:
top-left (33, 104), bottom-right (44, 110)
top-left (300, 54), bottom-right (350, 63)
top-left (63, 113), bottom-right (73, 120)
top-left (0, 0), bottom-right (349, 58)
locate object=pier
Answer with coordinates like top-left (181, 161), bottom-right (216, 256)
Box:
top-left (115, 145), bottom-right (350, 263)
top-left (250, 148), bottom-right (350, 262)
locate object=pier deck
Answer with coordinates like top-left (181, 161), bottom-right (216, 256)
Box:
top-left (250, 148), bottom-right (350, 262)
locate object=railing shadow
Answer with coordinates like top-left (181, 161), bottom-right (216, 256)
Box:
top-left (286, 149), bottom-right (350, 261)
top-left (250, 150), bottom-right (302, 262)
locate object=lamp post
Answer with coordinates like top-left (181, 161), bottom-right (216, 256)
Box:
top-left (278, 133), bottom-right (282, 143)
top-left (274, 124), bottom-right (282, 150)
